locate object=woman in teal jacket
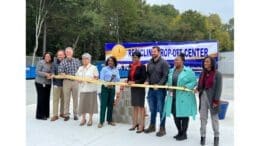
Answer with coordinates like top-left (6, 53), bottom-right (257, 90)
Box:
top-left (163, 53), bottom-right (197, 141)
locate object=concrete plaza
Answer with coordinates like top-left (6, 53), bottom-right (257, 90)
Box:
top-left (26, 76), bottom-right (234, 146)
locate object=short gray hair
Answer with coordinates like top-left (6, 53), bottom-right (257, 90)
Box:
top-left (65, 47), bottom-right (73, 52)
top-left (82, 53), bottom-right (92, 61)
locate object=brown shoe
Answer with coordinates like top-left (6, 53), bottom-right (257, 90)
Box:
top-left (156, 127), bottom-right (166, 137)
top-left (98, 123), bottom-right (103, 128)
top-left (60, 114), bottom-right (66, 118)
top-left (64, 116), bottom-right (70, 121)
top-left (50, 116), bottom-right (58, 121)
top-left (144, 125), bottom-right (156, 133)
top-left (108, 122), bottom-right (116, 126)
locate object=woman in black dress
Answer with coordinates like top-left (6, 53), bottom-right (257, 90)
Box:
top-left (127, 51), bottom-right (147, 133)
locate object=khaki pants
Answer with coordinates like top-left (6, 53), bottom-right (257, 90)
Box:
top-left (63, 80), bottom-right (79, 117)
top-left (52, 86), bottom-right (64, 117)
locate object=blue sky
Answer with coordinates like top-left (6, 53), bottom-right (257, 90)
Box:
top-left (146, 0), bottom-right (233, 23)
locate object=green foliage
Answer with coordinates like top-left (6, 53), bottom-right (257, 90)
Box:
top-left (171, 10), bottom-right (207, 41)
top-left (26, 0), bottom-right (234, 60)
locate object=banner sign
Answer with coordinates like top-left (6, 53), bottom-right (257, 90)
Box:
top-left (105, 41), bottom-right (218, 77)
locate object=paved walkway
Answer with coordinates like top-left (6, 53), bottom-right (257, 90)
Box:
top-left (26, 76), bottom-right (234, 146)
top-left (26, 100), bottom-right (233, 146)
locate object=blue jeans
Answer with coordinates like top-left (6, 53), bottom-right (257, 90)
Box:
top-left (147, 89), bottom-right (166, 128)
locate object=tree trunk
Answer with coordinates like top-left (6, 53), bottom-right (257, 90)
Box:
top-left (31, 0), bottom-right (55, 66)
top-left (42, 20), bottom-right (47, 55)
top-left (72, 35), bottom-right (80, 49)
top-left (83, 41), bottom-right (86, 52)
top-left (32, 41), bottom-right (38, 66)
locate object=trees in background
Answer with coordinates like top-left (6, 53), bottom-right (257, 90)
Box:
top-left (26, 0), bottom-right (234, 60)
top-left (28, 0), bottom-right (55, 65)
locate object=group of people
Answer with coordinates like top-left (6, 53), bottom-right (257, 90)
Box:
top-left (34, 46), bottom-right (222, 146)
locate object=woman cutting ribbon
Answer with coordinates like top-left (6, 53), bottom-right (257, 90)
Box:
top-left (98, 56), bottom-right (120, 128)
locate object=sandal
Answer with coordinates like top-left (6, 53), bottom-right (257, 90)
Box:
top-left (136, 125), bottom-right (144, 133)
top-left (98, 123), bottom-right (103, 128)
top-left (108, 122), bottom-right (116, 126)
top-left (87, 120), bottom-right (93, 126)
top-left (79, 119), bottom-right (86, 126)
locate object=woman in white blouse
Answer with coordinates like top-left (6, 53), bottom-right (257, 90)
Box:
top-left (76, 53), bottom-right (99, 126)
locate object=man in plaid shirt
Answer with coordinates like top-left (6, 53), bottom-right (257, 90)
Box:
top-left (58, 47), bottom-right (81, 121)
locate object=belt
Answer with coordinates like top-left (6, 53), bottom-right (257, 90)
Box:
top-left (65, 79), bottom-right (75, 81)
top-left (103, 85), bottom-right (115, 89)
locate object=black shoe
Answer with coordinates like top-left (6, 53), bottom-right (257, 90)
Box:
top-left (64, 116), bottom-right (70, 121)
top-left (136, 129), bottom-right (144, 133)
top-left (129, 124), bottom-right (139, 131)
top-left (173, 132), bottom-right (181, 139)
top-left (36, 117), bottom-right (47, 120)
top-left (156, 127), bottom-right (166, 137)
top-left (176, 133), bottom-right (187, 141)
top-left (144, 125), bottom-right (156, 133)
top-left (74, 116), bottom-right (78, 120)
top-left (200, 137), bottom-right (206, 145)
top-left (214, 137), bottom-right (219, 146)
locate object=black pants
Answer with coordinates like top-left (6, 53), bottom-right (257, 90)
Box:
top-left (173, 113), bottom-right (189, 135)
top-left (35, 82), bottom-right (51, 119)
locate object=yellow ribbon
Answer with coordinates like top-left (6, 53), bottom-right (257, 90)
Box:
top-left (54, 75), bottom-right (193, 92)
